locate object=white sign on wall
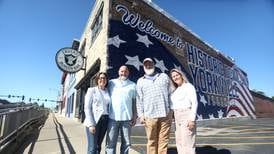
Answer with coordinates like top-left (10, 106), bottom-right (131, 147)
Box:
top-left (55, 47), bottom-right (84, 73)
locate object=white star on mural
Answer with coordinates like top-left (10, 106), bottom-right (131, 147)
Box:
top-left (125, 55), bottom-right (143, 71)
top-left (197, 114), bottom-right (203, 121)
top-left (173, 64), bottom-right (183, 72)
top-left (200, 94), bottom-right (207, 106)
top-left (209, 114), bottom-right (215, 119)
top-left (136, 33), bottom-right (153, 48)
top-left (107, 35), bottom-right (126, 48)
top-left (107, 66), bottom-right (113, 70)
top-left (218, 110), bottom-right (224, 118)
top-left (154, 58), bottom-right (168, 72)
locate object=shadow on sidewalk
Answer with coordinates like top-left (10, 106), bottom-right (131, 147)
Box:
top-left (16, 114), bottom-right (77, 154)
top-left (167, 146), bottom-right (231, 154)
top-left (52, 114), bottom-right (76, 154)
top-left (16, 116), bottom-right (47, 154)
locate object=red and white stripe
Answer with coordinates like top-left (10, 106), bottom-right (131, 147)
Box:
top-left (227, 81), bottom-right (256, 119)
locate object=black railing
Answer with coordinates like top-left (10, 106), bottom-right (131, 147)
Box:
top-left (0, 104), bottom-right (49, 153)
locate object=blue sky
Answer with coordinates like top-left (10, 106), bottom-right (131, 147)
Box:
top-left (0, 0), bottom-right (273, 107)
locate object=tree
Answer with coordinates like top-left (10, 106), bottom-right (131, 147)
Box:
top-left (256, 91), bottom-right (265, 95)
top-left (252, 89), bottom-right (266, 96)
top-left (272, 96), bottom-right (274, 100)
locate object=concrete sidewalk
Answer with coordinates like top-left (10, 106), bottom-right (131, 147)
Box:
top-left (22, 113), bottom-right (139, 154)
top-left (21, 113), bottom-right (274, 154)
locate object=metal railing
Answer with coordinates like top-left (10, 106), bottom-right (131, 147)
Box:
top-left (0, 103), bottom-right (49, 152)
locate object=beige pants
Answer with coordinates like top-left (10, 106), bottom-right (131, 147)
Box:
top-left (144, 115), bottom-right (172, 154)
top-left (174, 109), bottom-right (196, 154)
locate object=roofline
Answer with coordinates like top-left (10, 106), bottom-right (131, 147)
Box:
top-left (79, 0), bottom-right (235, 64)
top-left (250, 90), bottom-right (274, 103)
top-left (141, 0), bottom-right (234, 64)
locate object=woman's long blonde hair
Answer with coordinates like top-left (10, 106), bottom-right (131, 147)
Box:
top-left (169, 68), bottom-right (189, 88)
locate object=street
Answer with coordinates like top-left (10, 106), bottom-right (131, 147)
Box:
top-left (131, 118), bottom-right (274, 154)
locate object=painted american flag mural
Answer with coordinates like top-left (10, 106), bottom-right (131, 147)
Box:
top-left (106, 2), bottom-right (256, 120)
top-left (226, 66), bottom-right (256, 118)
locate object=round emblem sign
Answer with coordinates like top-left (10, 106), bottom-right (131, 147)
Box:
top-left (55, 47), bottom-right (84, 73)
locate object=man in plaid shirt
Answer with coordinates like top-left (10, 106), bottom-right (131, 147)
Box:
top-left (136, 58), bottom-right (173, 154)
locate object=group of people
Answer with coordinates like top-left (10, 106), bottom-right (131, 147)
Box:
top-left (83, 58), bottom-right (198, 154)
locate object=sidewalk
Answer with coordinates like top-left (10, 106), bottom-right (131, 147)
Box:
top-left (20, 113), bottom-right (274, 154)
top-left (22, 113), bottom-right (140, 154)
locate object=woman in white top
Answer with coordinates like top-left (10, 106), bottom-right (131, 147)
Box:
top-left (83, 72), bottom-right (111, 154)
top-left (170, 69), bottom-right (198, 154)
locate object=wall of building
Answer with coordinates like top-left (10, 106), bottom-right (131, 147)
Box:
top-left (107, 0), bottom-right (255, 120)
top-left (71, 0), bottom-right (112, 122)
top-left (251, 91), bottom-right (274, 118)
top-left (75, 0), bottom-right (110, 86)
top-left (68, 0), bottom-right (258, 121)
top-left (66, 74), bottom-right (76, 118)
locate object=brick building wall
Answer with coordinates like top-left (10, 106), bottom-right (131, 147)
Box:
top-left (251, 91), bottom-right (274, 118)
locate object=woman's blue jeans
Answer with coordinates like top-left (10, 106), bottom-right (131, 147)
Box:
top-left (86, 115), bottom-right (108, 154)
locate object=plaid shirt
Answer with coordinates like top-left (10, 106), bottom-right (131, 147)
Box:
top-left (136, 73), bottom-right (171, 118)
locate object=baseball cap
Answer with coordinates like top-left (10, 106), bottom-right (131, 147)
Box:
top-left (143, 58), bottom-right (154, 64)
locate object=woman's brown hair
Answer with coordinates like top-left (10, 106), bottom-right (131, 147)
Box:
top-left (95, 72), bottom-right (109, 87)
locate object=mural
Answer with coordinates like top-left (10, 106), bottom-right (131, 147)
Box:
top-left (107, 2), bottom-right (255, 120)
top-left (186, 43), bottom-right (255, 119)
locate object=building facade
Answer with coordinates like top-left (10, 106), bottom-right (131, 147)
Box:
top-left (251, 91), bottom-right (274, 118)
top-left (71, 0), bottom-right (256, 121)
